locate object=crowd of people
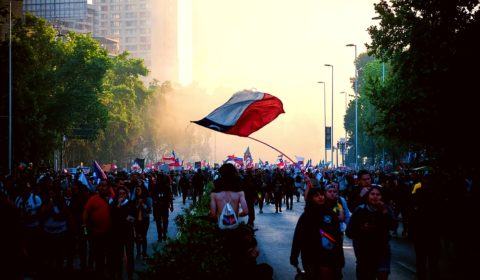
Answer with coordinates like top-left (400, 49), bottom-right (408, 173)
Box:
top-left (0, 162), bottom-right (478, 279)
top-left (0, 167), bottom-right (205, 279)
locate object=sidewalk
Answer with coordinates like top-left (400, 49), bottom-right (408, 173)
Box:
top-left (133, 194), bottom-right (190, 279)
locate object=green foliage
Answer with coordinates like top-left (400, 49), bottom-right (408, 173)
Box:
top-left (146, 182), bottom-right (233, 279)
top-left (366, 0), bottom-right (480, 170)
top-left (70, 50), bottom-right (153, 165)
top-left (1, 14), bottom-right (110, 167)
top-left (54, 32), bottom-right (110, 135)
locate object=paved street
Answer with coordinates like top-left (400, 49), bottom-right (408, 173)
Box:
top-left (140, 195), bottom-right (420, 280)
top-left (253, 198), bottom-right (416, 280)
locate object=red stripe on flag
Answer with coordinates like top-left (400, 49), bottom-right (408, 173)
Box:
top-left (226, 93), bottom-right (284, 137)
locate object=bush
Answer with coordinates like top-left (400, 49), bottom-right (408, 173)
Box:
top-left (145, 182), bottom-right (234, 279)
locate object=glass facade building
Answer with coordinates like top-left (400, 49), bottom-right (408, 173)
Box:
top-left (23, 0), bottom-right (87, 21)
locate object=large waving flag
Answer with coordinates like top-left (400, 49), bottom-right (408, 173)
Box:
top-left (192, 90), bottom-right (285, 137)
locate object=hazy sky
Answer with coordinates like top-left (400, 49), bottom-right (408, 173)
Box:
top-left (89, 0), bottom-right (380, 166)
top-left (181, 0), bottom-right (379, 166)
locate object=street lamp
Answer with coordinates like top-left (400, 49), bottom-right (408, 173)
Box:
top-left (324, 64), bottom-right (334, 167)
top-left (346, 43), bottom-right (358, 170)
top-left (340, 91), bottom-right (348, 167)
top-left (317, 81), bottom-right (327, 164)
top-left (8, 1), bottom-right (12, 175)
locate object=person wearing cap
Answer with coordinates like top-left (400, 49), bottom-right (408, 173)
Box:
top-left (346, 185), bottom-right (397, 280)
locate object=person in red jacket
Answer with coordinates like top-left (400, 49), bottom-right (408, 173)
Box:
top-left (82, 179), bottom-right (112, 277)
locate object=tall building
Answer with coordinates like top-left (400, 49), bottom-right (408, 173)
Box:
top-left (23, 0), bottom-right (95, 34)
top-left (56, 4), bottom-right (97, 35)
top-left (93, 0), bottom-right (153, 68)
top-left (151, 0), bottom-right (178, 83)
top-left (23, 0), bottom-right (87, 21)
top-left (93, 0), bottom-right (178, 83)
top-left (21, 0), bottom-right (178, 81)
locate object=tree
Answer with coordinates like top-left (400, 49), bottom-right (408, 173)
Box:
top-left (366, 0), bottom-right (480, 171)
top-left (0, 14), bottom-right (110, 169)
top-left (94, 52), bottom-right (152, 165)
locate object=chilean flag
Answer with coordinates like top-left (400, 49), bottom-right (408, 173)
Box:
top-left (192, 90), bottom-right (285, 137)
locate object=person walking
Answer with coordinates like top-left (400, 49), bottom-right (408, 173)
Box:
top-left (191, 169), bottom-right (206, 205)
top-left (82, 179), bottom-right (113, 278)
top-left (110, 186), bottom-right (135, 280)
top-left (179, 172), bottom-right (190, 205)
top-left (242, 169), bottom-right (258, 228)
top-left (290, 188), bottom-right (344, 280)
top-left (132, 185), bottom-right (152, 259)
top-left (209, 163), bottom-right (249, 223)
top-left (152, 173), bottom-right (174, 242)
top-left (346, 185), bottom-right (397, 280)
top-left (410, 174), bottom-right (441, 280)
top-left (271, 170), bottom-right (284, 213)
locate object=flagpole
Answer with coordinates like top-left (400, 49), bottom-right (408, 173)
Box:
top-left (247, 136), bottom-right (313, 193)
top-left (246, 136), bottom-right (296, 167)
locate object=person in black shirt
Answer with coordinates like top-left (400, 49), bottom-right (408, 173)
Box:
top-left (152, 173), bottom-right (174, 241)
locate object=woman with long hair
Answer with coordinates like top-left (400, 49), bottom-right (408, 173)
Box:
top-left (290, 188), bottom-right (344, 279)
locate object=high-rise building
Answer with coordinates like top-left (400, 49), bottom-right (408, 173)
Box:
top-left (93, 0), bottom-right (178, 82)
top-left (23, 0), bottom-right (95, 34)
top-left (93, 0), bottom-right (153, 68)
top-left (21, 0), bottom-right (179, 81)
top-left (23, 0), bottom-right (87, 21)
top-left (22, 1), bottom-right (118, 53)
top-left (151, 0), bottom-right (178, 83)
top-left (56, 4), bottom-right (97, 35)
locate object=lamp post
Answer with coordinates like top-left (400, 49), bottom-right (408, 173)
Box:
top-left (8, 1), bottom-right (12, 175)
top-left (317, 81), bottom-right (327, 164)
top-left (381, 61), bottom-right (385, 171)
top-left (346, 43), bottom-right (358, 170)
top-left (324, 64), bottom-right (334, 167)
top-left (340, 91), bottom-right (348, 167)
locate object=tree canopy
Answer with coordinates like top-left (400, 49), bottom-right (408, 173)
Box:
top-left (0, 14), bottom-right (110, 168)
top-left (366, 0), bottom-right (480, 171)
